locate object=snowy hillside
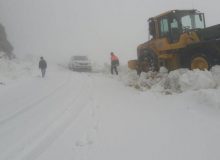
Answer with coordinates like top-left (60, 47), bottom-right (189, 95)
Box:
top-left (0, 57), bottom-right (36, 85)
top-left (1, 58), bottom-right (220, 160)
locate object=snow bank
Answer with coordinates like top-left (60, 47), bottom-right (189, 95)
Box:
top-left (122, 66), bottom-right (220, 93)
top-left (179, 69), bottom-right (216, 91)
top-left (211, 65), bottom-right (220, 87)
top-left (0, 56), bottom-right (36, 84)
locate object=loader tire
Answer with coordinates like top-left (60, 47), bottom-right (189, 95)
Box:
top-left (141, 50), bottom-right (158, 72)
top-left (190, 53), bottom-right (210, 70)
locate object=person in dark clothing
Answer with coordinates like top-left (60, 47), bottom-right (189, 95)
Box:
top-left (39, 57), bottom-right (47, 78)
top-left (110, 52), bottom-right (119, 75)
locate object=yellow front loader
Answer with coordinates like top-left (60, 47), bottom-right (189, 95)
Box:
top-left (128, 10), bottom-right (220, 75)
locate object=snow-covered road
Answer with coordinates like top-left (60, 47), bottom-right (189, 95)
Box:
top-left (0, 67), bottom-right (96, 160)
top-left (1, 65), bottom-right (220, 160)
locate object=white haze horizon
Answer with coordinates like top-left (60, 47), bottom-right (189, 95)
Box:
top-left (0, 0), bottom-right (220, 64)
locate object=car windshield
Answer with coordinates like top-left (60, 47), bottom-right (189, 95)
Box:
top-left (73, 56), bottom-right (88, 61)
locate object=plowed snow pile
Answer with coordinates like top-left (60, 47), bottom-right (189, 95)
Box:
top-left (0, 57), bottom-right (36, 84)
top-left (122, 66), bottom-right (220, 93)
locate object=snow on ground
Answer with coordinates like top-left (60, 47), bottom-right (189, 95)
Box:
top-left (122, 66), bottom-right (220, 93)
top-left (1, 58), bottom-right (220, 160)
top-left (0, 56), bottom-right (36, 85)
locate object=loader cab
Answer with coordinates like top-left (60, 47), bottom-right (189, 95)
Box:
top-left (148, 10), bottom-right (206, 43)
top-left (148, 19), bottom-right (157, 39)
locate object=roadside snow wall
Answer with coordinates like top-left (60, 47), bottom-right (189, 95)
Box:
top-left (0, 57), bottom-right (36, 84)
top-left (123, 66), bottom-right (220, 93)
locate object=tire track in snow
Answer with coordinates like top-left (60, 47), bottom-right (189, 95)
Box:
top-left (19, 74), bottom-right (94, 160)
top-left (3, 73), bottom-right (94, 160)
top-left (0, 73), bottom-right (70, 126)
top-left (72, 98), bottom-right (101, 160)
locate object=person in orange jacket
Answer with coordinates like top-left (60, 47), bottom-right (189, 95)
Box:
top-left (110, 52), bottom-right (119, 75)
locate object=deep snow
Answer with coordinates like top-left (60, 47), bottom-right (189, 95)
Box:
top-left (1, 58), bottom-right (220, 160)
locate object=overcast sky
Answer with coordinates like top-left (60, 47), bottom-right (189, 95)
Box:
top-left (0, 0), bottom-right (219, 64)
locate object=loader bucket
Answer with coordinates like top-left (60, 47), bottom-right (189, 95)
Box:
top-left (128, 60), bottom-right (138, 70)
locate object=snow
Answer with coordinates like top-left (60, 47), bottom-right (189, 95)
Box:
top-left (1, 58), bottom-right (220, 160)
top-left (123, 67), bottom-right (220, 93)
top-left (0, 57), bottom-right (36, 85)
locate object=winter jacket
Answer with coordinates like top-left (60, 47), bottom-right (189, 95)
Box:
top-left (39, 59), bottom-right (47, 69)
top-left (111, 54), bottom-right (119, 66)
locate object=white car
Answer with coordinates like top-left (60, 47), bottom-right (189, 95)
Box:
top-left (68, 55), bottom-right (92, 72)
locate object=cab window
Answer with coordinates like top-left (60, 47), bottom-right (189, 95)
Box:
top-left (194, 14), bottom-right (205, 29)
top-left (181, 15), bottom-right (192, 30)
top-left (171, 18), bottom-right (178, 29)
top-left (170, 18), bottom-right (180, 42)
top-left (160, 18), bottom-right (169, 37)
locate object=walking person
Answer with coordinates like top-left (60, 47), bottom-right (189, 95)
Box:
top-left (39, 56), bottom-right (47, 78)
top-left (110, 52), bottom-right (119, 75)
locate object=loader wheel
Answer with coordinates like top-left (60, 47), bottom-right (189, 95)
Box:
top-left (190, 54), bottom-right (209, 70)
top-left (142, 50), bottom-right (158, 72)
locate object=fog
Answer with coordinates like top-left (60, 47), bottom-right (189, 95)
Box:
top-left (0, 0), bottom-right (219, 64)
